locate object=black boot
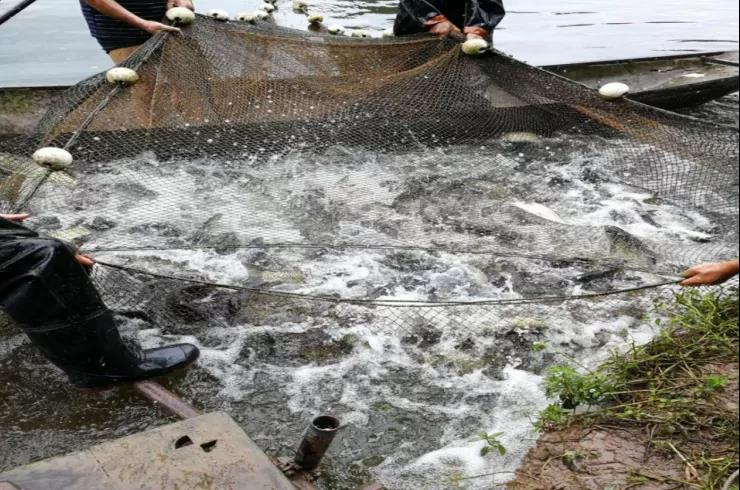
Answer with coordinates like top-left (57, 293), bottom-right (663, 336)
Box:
top-left (1, 233), bottom-right (199, 388)
top-left (23, 310), bottom-right (199, 388)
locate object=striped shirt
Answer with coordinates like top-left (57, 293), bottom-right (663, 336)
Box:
top-left (80, 0), bottom-right (167, 52)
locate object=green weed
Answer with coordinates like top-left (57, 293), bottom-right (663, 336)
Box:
top-left (534, 288), bottom-right (739, 488)
top-left (479, 432), bottom-right (507, 457)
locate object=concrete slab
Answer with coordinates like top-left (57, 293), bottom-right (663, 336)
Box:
top-left (0, 412), bottom-right (296, 490)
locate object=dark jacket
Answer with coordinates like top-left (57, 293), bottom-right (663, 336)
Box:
top-left (394, 0), bottom-right (505, 38)
top-left (0, 216), bottom-right (37, 240)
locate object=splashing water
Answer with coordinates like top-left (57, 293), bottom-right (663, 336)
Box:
top-left (5, 132), bottom-right (735, 488)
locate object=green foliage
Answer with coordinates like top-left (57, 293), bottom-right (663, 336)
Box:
top-left (478, 432), bottom-right (506, 457)
top-left (533, 288), bottom-right (740, 488)
top-left (0, 90), bottom-right (33, 113)
top-left (703, 374), bottom-right (728, 393)
top-left (543, 364), bottom-right (616, 409)
top-left (535, 404), bottom-right (570, 431)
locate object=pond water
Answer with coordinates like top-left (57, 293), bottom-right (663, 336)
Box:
top-left (0, 0), bottom-right (738, 87)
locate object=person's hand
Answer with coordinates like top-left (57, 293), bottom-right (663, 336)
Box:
top-left (680, 260), bottom-right (740, 286)
top-left (0, 213), bottom-right (29, 222)
top-left (75, 254), bottom-right (96, 269)
top-left (464, 26), bottom-right (489, 42)
top-left (139, 20), bottom-right (181, 34)
top-left (429, 21), bottom-right (460, 37)
top-left (425, 15), bottom-right (461, 38)
top-left (167, 0), bottom-right (194, 10)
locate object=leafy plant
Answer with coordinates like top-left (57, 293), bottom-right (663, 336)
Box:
top-left (531, 288), bottom-right (740, 488)
top-left (535, 404), bottom-right (570, 431)
top-left (478, 432), bottom-right (506, 457)
top-left (703, 374), bottom-right (728, 393)
top-left (543, 364), bottom-right (615, 409)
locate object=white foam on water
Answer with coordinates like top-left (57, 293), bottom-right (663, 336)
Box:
top-left (19, 136), bottom-right (736, 488)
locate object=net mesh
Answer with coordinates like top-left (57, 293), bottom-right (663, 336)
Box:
top-left (1, 16), bottom-right (738, 333)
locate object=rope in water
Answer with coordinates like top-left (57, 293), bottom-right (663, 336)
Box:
top-left (94, 259), bottom-right (680, 308)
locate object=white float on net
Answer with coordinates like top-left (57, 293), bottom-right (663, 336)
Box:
top-left (598, 82), bottom-right (630, 100)
top-left (292, 0), bottom-right (307, 12)
top-left (327, 25), bottom-right (345, 35)
top-left (165, 7), bottom-right (195, 24)
top-left (307, 13), bottom-right (324, 25)
top-left (235, 11), bottom-right (255, 22)
top-left (350, 30), bottom-right (369, 38)
top-left (32, 147), bottom-right (73, 171)
top-left (382, 29), bottom-right (394, 38)
top-left (259, 2), bottom-right (276, 13)
top-left (105, 67), bottom-right (139, 85)
top-left (207, 9), bottom-right (229, 21)
top-left (461, 38), bottom-right (488, 56)
top-left (254, 10), bottom-right (270, 20)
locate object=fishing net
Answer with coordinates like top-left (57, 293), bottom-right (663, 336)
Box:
top-left (0, 16), bottom-right (738, 335)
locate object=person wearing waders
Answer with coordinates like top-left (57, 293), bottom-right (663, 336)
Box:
top-left (80, 0), bottom-right (193, 64)
top-left (0, 214), bottom-right (199, 388)
top-left (394, 0), bottom-right (505, 43)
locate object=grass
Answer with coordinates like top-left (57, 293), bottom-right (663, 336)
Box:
top-left (536, 288), bottom-right (739, 489)
top-left (0, 90), bottom-right (34, 114)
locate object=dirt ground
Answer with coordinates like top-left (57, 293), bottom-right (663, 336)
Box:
top-left (509, 363), bottom-right (739, 490)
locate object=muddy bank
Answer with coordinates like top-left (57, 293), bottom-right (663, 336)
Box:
top-left (510, 365), bottom-right (738, 489)
top-left (508, 290), bottom-right (739, 490)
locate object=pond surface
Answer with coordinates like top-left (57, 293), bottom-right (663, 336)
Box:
top-left (0, 0), bottom-right (738, 86)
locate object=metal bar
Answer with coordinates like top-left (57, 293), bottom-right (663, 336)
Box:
top-left (0, 0), bottom-right (36, 26)
top-left (132, 380), bottom-right (201, 419)
top-left (294, 415), bottom-right (340, 471)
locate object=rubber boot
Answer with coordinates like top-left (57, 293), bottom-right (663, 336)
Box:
top-left (22, 310), bottom-right (199, 388)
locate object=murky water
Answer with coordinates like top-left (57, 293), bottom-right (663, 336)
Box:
top-left (0, 0), bottom-right (738, 86)
top-left (0, 1), bottom-right (738, 489)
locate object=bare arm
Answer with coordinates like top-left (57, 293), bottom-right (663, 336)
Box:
top-left (681, 260), bottom-right (740, 286)
top-left (82, 0), bottom-right (181, 34)
top-left (0, 213), bottom-right (29, 222)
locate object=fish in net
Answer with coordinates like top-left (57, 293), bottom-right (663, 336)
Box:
top-left (0, 15), bottom-right (737, 340)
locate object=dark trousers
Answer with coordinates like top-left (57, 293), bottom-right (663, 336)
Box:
top-left (0, 235), bottom-right (108, 334)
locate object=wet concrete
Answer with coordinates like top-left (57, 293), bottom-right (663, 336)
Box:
top-left (0, 411), bottom-right (295, 490)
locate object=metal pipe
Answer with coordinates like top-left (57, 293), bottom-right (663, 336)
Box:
top-left (0, 0), bottom-right (37, 26)
top-left (132, 380), bottom-right (201, 420)
top-left (293, 415), bottom-right (340, 471)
